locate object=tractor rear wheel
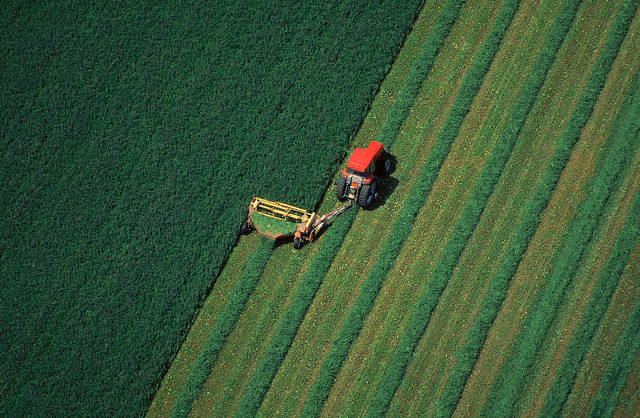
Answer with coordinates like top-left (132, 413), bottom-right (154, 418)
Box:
top-left (335, 176), bottom-right (347, 201)
top-left (357, 182), bottom-right (373, 208)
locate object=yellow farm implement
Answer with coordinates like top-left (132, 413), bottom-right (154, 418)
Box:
top-left (242, 197), bottom-right (353, 249)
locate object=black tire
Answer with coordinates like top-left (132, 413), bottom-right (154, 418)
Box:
top-left (357, 183), bottom-right (371, 208)
top-left (241, 221), bottom-right (250, 234)
top-left (359, 180), bottom-right (378, 208)
top-left (384, 158), bottom-right (392, 174)
top-left (293, 236), bottom-right (302, 249)
top-left (335, 176), bottom-right (347, 201)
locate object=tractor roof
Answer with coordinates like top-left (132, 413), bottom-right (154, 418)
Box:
top-left (346, 141), bottom-right (384, 172)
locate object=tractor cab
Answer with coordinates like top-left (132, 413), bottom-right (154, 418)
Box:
top-left (335, 141), bottom-right (390, 208)
top-left (346, 141), bottom-right (384, 175)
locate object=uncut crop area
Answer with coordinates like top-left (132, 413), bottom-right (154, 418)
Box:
top-left (78, 0), bottom-right (638, 417)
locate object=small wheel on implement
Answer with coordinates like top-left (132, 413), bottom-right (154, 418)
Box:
top-left (293, 236), bottom-right (302, 250)
top-left (241, 221), bottom-right (250, 234)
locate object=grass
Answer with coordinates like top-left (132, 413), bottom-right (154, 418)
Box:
top-left (483, 27), bottom-right (640, 414)
top-left (249, 212), bottom-right (299, 239)
top-left (434, 1), bottom-right (636, 415)
top-left (147, 2), bottom-right (640, 416)
top-left (171, 238), bottom-right (274, 417)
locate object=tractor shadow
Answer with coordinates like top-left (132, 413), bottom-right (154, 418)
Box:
top-left (368, 154), bottom-right (399, 211)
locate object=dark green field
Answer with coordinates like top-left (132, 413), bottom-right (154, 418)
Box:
top-left (0, 1), bottom-right (423, 415)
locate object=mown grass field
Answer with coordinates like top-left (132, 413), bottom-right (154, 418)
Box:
top-left (150, 0), bottom-right (640, 417)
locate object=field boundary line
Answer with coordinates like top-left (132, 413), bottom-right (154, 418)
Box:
top-left (366, 0), bottom-right (584, 414)
top-left (300, 1), bottom-right (468, 416)
top-left (170, 239), bottom-right (274, 418)
top-left (483, 24), bottom-right (640, 417)
top-left (435, 1), bottom-right (639, 415)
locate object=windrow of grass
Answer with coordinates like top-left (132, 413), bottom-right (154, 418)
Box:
top-left (483, 33), bottom-right (640, 416)
top-left (541, 167), bottom-right (640, 417)
top-left (376, 0), bottom-right (466, 148)
top-left (298, 1), bottom-right (520, 415)
top-left (232, 208), bottom-right (357, 417)
top-left (228, 3), bottom-right (471, 415)
top-left (296, 2), bottom-right (467, 416)
top-left (189, 233), bottom-right (322, 416)
top-left (367, 0), bottom-right (583, 415)
top-left (434, 1), bottom-right (638, 415)
top-left (590, 276), bottom-right (640, 417)
top-left (170, 238), bottom-right (274, 418)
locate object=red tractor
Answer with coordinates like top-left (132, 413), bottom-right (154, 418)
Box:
top-left (335, 141), bottom-right (391, 208)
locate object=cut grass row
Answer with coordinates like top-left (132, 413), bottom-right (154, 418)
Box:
top-left (376, 0), bottom-right (465, 148)
top-left (612, 297), bottom-right (640, 416)
top-left (379, 1), bottom-right (575, 411)
top-left (483, 25), bottom-right (640, 414)
top-left (541, 160), bottom-right (640, 416)
top-left (233, 208), bottom-right (358, 417)
top-left (170, 238), bottom-right (274, 418)
top-left (300, 0), bottom-right (520, 415)
top-left (190, 233), bottom-right (317, 416)
top-left (590, 274), bottom-right (640, 417)
top-left (179, 2), bottom-right (453, 414)
top-left (434, 1), bottom-right (638, 415)
top-left (368, 0), bottom-right (583, 414)
top-left (229, 2), bottom-right (470, 415)
top-left (348, 0), bottom-right (445, 146)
